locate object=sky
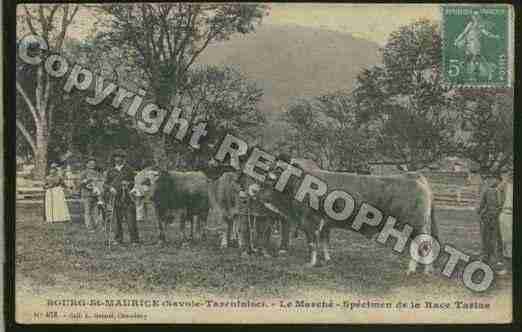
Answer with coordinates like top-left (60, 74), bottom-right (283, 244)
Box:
top-left (51, 3), bottom-right (442, 46)
top-left (265, 4), bottom-right (441, 45)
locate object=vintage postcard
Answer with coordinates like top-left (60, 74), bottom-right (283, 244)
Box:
top-left (13, 3), bottom-right (514, 324)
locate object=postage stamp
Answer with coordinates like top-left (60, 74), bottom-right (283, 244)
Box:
top-left (442, 5), bottom-right (511, 87)
top-left (11, 3), bottom-right (514, 326)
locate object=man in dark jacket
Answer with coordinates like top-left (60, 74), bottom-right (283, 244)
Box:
top-left (478, 173), bottom-right (504, 270)
top-left (105, 149), bottom-right (140, 245)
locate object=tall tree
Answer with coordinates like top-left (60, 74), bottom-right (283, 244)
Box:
top-left (172, 65), bottom-right (265, 168)
top-left (282, 92), bottom-right (376, 171)
top-left (354, 19), bottom-right (457, 171)
top-left (16, 4), bottom-right (80, 179)
top-left (97, 3), bottom-right (268, 169)
top-left (456, 89), bottom-right (513, 175)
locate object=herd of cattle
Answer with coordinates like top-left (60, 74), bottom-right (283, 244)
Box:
top-left (87, 158), bottom-right (439, 275)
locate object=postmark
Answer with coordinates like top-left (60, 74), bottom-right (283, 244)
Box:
top-left (442, 5), bottom-right (511, 87)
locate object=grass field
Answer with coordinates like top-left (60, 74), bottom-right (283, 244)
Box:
top-left (15, 204), bottom-right (511, 302)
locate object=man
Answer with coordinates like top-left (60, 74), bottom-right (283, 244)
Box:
top-left (79, 156), bottom-right (104, 231)
top-left (105, 149), bottom-right (140, 245)
top-left (478, 173), bottom-right (506, 274)
top-left (498, 173), bottom-right (513, 260)
top-left (237, 174), bottom-right (274, 258)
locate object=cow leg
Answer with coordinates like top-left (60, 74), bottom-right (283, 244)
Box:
top-left (190, 214), bottom-right (196, 242)
top-left (232, 216), bottom-right (240, 248)
top-left (303, 225), bottom-right (318, 268)
top-left (179, 209), bottom-right (187, 244)
top-left (423, 209), bottom-right (439, 274)
top-left (226, 215), bottom-right (240, 248)
top-left (320, 226), bottom-right (331, 264)
top-left (181, 210), bottom-right (191, 247)
top-left (260, 217), bottom-right (273, 258)
top-left (407, 207), bottom-right (436, 275)
top-left (407, 258), bottom-right (418, 275)
top-left (278, 217), bottom-right (290, 255)
top-left (199, 210), bottom-right (208, 241)
top-left (421, 212), bottom-right (435, 275)
top-left (157, 212), bottom-right (167, 245)
top-left (221, 216), bottom-right (232, 249)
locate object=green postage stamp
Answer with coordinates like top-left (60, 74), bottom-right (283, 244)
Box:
top-left (442, 5), bottom-right (512, 87)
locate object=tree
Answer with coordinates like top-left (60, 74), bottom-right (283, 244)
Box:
top-left (282, 92), bottom-right (376, 171)
top-left (171, 65), bottom-right (265, 169)
top-left (96, 3), bottom-right (268, 169)
top-left (353, 19), bottom-right (457, 171)
top-left (16, 4), bottom-right (80, 179)
top-left (456, 89), bottom-right (513, 175)
top-left (59, 38), bottom-right (153, 167)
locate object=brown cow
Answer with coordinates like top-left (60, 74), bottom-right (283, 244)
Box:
top-left (260, 159), bottom-right (439, 274)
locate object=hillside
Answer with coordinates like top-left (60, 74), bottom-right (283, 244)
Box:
top-left (197, 24), bottom-right (381, 144)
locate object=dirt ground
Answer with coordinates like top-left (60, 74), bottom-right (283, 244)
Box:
top-left (15, 204), bottom-right (512, 301)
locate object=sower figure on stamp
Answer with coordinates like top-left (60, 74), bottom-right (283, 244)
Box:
top-left (454, 10), bottom-right (500, 80)
top-left (105, 149), bottom-right (140, 246)
top-left (79, 156), bottom-right (104, 232)
top-left (478, 173), bottom-right (506, 275)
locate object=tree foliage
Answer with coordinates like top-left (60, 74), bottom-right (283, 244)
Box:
top-left (456, 89), bottom-right (513, 175)
top-left (282, 91), bottom-right (375, 171)
top-left (95, 3), bottom-right (268, 169)
top-left (353, 19), bottom-right (457, 171)
top-left (168, 66), bottom-right (266, 169)
top-left (16, 4), bottom-right (80, 178)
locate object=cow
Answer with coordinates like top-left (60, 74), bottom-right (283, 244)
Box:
top-left (130, 168), bottom-right (210, 245)
top-left (206, 171), bottom-right (242, 248)
top-left (260, 159), bottom-right (439, 274)
top-left (201, 160), bottom-right (294, 251)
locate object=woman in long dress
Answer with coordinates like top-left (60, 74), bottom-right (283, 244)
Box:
top-left (44, 163), bottom-right (71, 223)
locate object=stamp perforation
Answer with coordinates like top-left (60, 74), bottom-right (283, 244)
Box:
top-left (441, 4), bottom-right (512, 88)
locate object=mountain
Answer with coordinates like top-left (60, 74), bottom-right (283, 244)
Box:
top-left (197, 24), bottom-right (382, 145)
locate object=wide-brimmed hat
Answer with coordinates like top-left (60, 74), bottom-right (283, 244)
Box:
top-left (112, 149), bottom-right (127, 159)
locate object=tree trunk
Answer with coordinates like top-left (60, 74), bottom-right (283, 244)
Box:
top-left (145, 93), bottom-right (175, 171)
top-left (34, 122), bottom-right (49, 181)
top-left (146, 134), bottom-right (169, 171)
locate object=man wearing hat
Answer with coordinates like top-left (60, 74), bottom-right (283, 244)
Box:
top-left (478, 173), bottom-right (506, 274)
top-left (79, 156), bottom-right (104, 231)
top-left (105, 148), bottom-right (140, 245)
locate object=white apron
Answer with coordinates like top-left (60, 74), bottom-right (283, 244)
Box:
top-left (45, 186), bottom-right (71, 223)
